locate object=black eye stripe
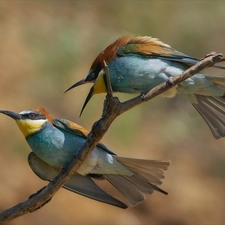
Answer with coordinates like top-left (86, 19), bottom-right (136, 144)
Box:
top-left (87, 63), bottom-right (102, 81)
top-left (21, 113), bottom-right (46, 120)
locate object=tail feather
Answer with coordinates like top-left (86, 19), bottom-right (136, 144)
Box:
top-left (104, 156), bottom-right (170, 206)
top-left (113, 156), bottom-right (170, 170)
top-left (114, 156), bottom-right (169, 184)
top-left (123, 161), bottom-right (166, 176)
top-left (104, 174), bottom-right (147, 206)
top-left (131, 170), bottom-right (163, 185)
top-left (192, 95), bottom-right (225, 139)
top-left (28, 153), bottom-right (170, 208)
top-left (122, 175), bottom-right (155, 194)
top-left (122, 174), bottom-right (168, 195)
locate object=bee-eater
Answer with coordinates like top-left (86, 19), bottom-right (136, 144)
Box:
top-left (66, 35), bottom-right (225, 139)
top-left (0, 107), bottom-right (170, 208)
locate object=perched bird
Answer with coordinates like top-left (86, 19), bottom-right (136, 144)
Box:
top-left (66, 35), bottom-right (225, 139)
top-left (0, 107), bottom-right (170, 208)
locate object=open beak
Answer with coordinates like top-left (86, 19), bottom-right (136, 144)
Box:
top-left (64, 79), bottom-right (95, 117)
top-left (79, 86), bottom-right (94, 117)
top-left (0, 110), bottom-right (22, 120)
top-left (64, 79), bottom-right (87, 93)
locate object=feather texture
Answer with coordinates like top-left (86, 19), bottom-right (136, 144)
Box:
top-left (28, 151), bottom-right (170, 207)
top-left (104, 156), bottom-right (170, 206)
top-left (0, 108), bottom-right (171, 208)
top-left (91, 35), bottom-right (174, 69)
top-left (192, 96), bottom-right (225, 139)
top-left (28, 152), bottom-right (127, 208)
top-left (78, 35), bottom-right (225, 138)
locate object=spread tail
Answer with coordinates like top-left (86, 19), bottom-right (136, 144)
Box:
top-left (104, 156), bottom-right (170, 206)
top-left (192, 95), bottom-right (225, 139)
top-left (28, 152), bottom-right (170, 208)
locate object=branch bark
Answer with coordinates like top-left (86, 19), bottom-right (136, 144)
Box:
top-left (0, 52), bottom-right (224, 223)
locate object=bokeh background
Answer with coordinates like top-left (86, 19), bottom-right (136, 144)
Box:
top-left (0, 1), bottom-right (225, 225)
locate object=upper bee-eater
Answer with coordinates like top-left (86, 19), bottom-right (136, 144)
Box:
top-left (0, 107), bottom-right (170, 208)
top-left (66, 35), bottom-right (225, 139)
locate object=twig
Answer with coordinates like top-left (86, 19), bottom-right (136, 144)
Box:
top-left (103, 60), bottom-right (113, 98)
top-left (0, 52), bottom-right (224, 223)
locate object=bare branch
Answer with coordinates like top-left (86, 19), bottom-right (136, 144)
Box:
top-left (103, 60), bottom-right (113, 98)
top-left (0, 52), bottom-right (224, 223)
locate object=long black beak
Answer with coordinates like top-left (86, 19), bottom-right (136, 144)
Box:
top-left (0, 110), bottom-right (22, 120)
top-left (64, 78), bottom-right (95, 117)
top-left (64, 79), bottom-right (86, 93)
top-left (79, 86), bottom-right (94, 117)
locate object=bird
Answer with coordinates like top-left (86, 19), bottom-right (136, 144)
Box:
top-left (0, 107), bottom-right (170, 208)
top-left (65, 35), bottom-right (225, 139)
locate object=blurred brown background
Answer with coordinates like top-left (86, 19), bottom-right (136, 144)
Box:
top-left (0, 1), bottom-right (225, 225)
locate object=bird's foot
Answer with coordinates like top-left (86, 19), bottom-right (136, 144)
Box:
top-left (141, 93), bottom-right (146, 100)
top-left (166, 77), bottom-right (174, 86)
top-left (200, 52), bottom-right (216, 60)
top-left (73, 149), bottom-right (83, 161)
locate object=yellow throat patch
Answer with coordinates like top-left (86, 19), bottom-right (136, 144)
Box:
top-left (16, 119), bottom-right (47, 138)
top-left (93, 70), bottom-right (107, 94)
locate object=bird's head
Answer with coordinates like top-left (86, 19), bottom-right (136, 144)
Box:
top-left (65, 60), bottom-right (107, 116)
top-left (0, 107), bottom-right (53, 138)
top-left (65, 35), bottom-right (135, 116)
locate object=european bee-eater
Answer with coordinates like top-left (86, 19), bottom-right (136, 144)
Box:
top-left (66, 35), bottom-right (225, 139)
top-left (0, 107), bottom-right (170, 208)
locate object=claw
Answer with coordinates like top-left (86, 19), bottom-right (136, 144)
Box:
top-left (166, 77), bottom-right (174, 86)
top-left (141, 93), bottom-right (146, 100)
top-left (200, 51), bottom-right (217, 60)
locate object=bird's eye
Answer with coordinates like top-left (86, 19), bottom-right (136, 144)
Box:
top-left (89, 72), bottom-right (95, 78)
top-left (28, 113), bottom-right (36, 119)
top-left (86, 72), bottom-right (96, 81)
